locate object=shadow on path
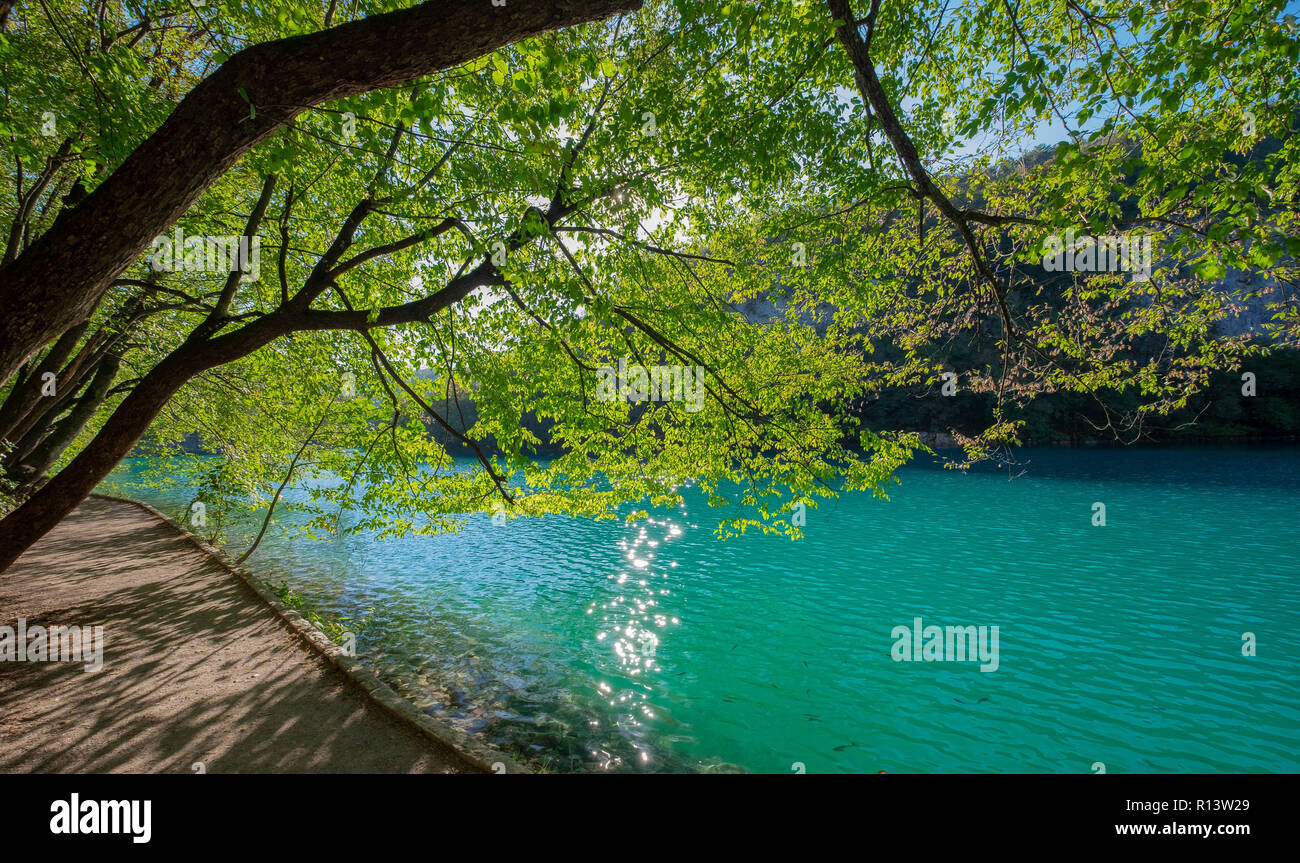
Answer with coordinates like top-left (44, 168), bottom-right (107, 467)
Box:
top-left (0, 497), bottom-right (479, 773)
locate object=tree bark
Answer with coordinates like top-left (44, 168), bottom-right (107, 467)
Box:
top-left (11, 353), bottom-right (122, 493)
top-left (0, 322), bottom-right (113, 447)
top-left (4, 389), bottom-right (79, 471)
top-left (0, 0), bottom-right (642, 387)
top-left (0, 323), bottom-right (87, 444)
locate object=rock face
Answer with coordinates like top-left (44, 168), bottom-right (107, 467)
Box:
top-left (420, 394), bottom-right (562, 457)
top-left (917, 431), bottom-right (959, 449)
top-left (1215, 268), bottom-right (1284, 338)
top-left (736, 293), bottom-right (834, 333)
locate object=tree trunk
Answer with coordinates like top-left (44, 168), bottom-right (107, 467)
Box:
top-left (0, 256), bottom-right (493, 570)
top-left (0, 323), bottom-right (87, 444)
top-left (10, 354), bottom-right (122, 493)
top-left (0, 0), bottom-right (642, 387)
top-left (0, 350), bottom-right (209, 570)
top-left (4, 393), bottom-right (78, 471)
top-left (0, 332), bottom-right (107, 450)
top-left (0, 294), bottom-right (312, 570)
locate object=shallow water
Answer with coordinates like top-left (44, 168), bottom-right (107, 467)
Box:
top-left (105, 446), bottom-right (1300, 773)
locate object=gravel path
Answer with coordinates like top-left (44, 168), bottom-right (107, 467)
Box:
top-left (0, 496), bottom-right (477, 773)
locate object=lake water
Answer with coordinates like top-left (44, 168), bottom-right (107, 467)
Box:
top-left (104, 446), bottom-right (1300, 773)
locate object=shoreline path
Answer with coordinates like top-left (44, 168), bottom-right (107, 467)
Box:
top-left (0, 496), bottom-right (477, 773)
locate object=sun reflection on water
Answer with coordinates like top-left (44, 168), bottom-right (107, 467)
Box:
top-left (586, 516), bottom-right (686, 769)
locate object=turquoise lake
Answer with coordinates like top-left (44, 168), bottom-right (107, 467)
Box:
top-left (105, 446), bottom-right (1300, 773)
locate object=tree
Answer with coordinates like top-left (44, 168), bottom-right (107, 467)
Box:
top-left (3, 0), bottom-right (913, 569)
top-left (809, 0), bottom-right (1298, 459)
top-left (0, 0), bottom-right (642, 387)
top-left (1, 0), bottom-right (1296, 574)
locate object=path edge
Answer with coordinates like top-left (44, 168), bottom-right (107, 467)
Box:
top-left (88, 492), bottom-right (528, 775)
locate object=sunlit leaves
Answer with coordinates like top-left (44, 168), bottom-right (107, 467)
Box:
top-left (6, 0), bottom-right (1298, 547)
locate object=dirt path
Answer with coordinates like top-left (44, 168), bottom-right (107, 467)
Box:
top-left (0, 496), bottom-right (477, 773)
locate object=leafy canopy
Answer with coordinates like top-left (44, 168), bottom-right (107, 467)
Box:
top-left (3, 0), bottom-right (1295, 546)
